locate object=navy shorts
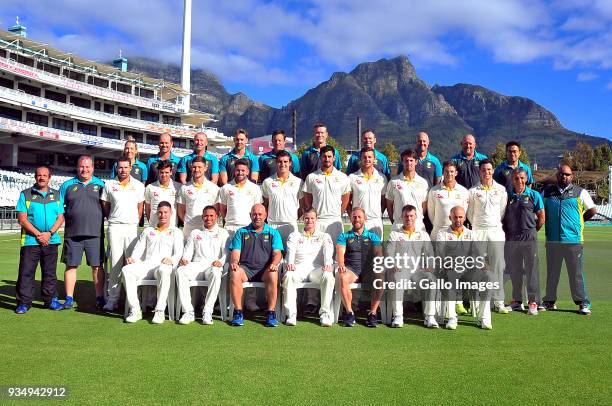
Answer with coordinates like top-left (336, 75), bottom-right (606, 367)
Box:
top-left (62, 236), bottom-right (102, 267)
top-left (242, 265), bottom-right (267, 282)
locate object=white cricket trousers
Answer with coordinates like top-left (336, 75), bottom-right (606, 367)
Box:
top-left (365, 219), bottom-right (383, 240)
top-left (176, 264), bottom-right (224, 314)
top-left (473, 226), bottom-right (506, 304)
top-left (107, 223), bottom-right (138, 303)
top-left (282, 266), bottom-right (335, 318)
top-left (308, 218), bottom-right (343, 306)
top-left (389, 269), bottom-right (438, 317)
top-left (268, 221), bottom-right (298, 244)
top-left (122, 261), bottom-right (174, 312)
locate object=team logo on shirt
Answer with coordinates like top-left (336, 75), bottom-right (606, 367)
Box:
top-left (112, 187), bottom-right (119, 192)
top-left (73, 186), bottom-right (78, 192)
top-left (474, 161), bottom-right (481, 167)
top-left (396, 184), bottom-right (403, 190)
top-left (93, 186), bottom-right (99, 191)
top-left (244, 234), bottom-right (250, 240)
top-left (135, 168), bottom-right (140, 174)
top-left (315, 179), bottom-right (322, 184)
top-left (348, 238), bottom-right (354, 244)
top-left (153, 192), bottom-right (159, 197)
top-left (196, 234), bottom-right (202, 240)
top-left (436, 193), bottom-right (444, 199)
top-left (271, 182), bottom-right (279, 188)
top-left (49, 194), bottom-right (55, 201)
top-left (523, 196), bottom-right (530, 203)
top-left (187, 190), bottom-right (194, 196)
top-left (32, 195), bottom-right (38, 200)
top-left (228, 191), bottom-right (235, 197)
top-left (426, 162), bottom-right (432, 168)
top-left (356, 179), bottom-right (363, 185)
top-left (504, 169), bottom-right (511, 176)
top-left (149, 231), bottom-right (156, 236)
top-left (263, 234), bottom-right (270, 241)
top-left (476, 192), bottom-right (483, 198)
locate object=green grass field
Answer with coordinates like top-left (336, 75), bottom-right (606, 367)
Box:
top-left (1, 228), bottom-right (611, 404)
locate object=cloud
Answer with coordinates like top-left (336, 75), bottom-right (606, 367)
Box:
top-left (577, 72), bottom-right (598, 81)
top-left (2, 0), bottom-right (612, 90)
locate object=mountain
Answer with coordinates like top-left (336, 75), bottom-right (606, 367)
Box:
top-left (127, 56), bottom-right (609, 167)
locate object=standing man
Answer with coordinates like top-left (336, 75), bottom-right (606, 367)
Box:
top-left (302, 145), bottom-right (350, 313)
top-left (176, 206), bottom-right (230, 325)
top-left (177, 157), bottom-right (220, 239)
top-left (100, 157), bottom-right (145, 311)
top-left (503, 168), bottom-right (545, 315)
top-left (110, 138), bottom-right (148, 183)
top-left (386, 149), bottom-right (429, 233)
top-left (177, 131), bottom-right (220, 184)
top-left (451, 134), bottom-right (488, 190)
top-left (493, 141), bottom-right (534, 193)
top-left (336, 207), bottom-right (384, 327)
top-left (467, 159), bottom-right (508, 314)
top-left (15, 166), bottom-right (65, 314)
top-left (229, 204), bottom-right (283, 327)
top-left (542, 162), bottom-right (596, 315)
top-left (219, 129), bottom-right (259, 185)
top-left (219, 159), bottom-right (263, 237)
top-left (427, 161), bottom-right (470, 239)
top-left (145, 161), bottom-right (181, 227)
top-left (282, 208), bottom-right (335, 327)
top-left (397, 132), bottom-right (442, 187)
top-left (261, 151), bottom-right (303, 243)
top-left (300, 123), bottom-right (342, 179)
top-left (348, 147), bottom-right (388, 238)
top-left (59, 155), bottom-right (106, 309)
top-left (435, 206), bottom-right (493, 330)
top-left (345, 129), bottom-right (391, 180)
top-left (146, 132), bottom-right (181, 184)
top-left (122, 202), bottom-right (183, 324)
top-left (386, 204), bottom-right (439, 328)
top-left (258, 129), bottom-right (300, 181)
top-left (302, 145), bottom-right (350, 245)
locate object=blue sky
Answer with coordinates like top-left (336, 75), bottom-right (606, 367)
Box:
top-left (1, 0), bottom-right (611, 139)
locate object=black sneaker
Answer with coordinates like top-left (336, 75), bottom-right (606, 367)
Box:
top-left (96, 296), bottom-right (106, 309)
top-left (343, 312), bottom-right (355, 327)
top-left (541, 301), bottom-right (557, 311)
top-left (366, 312), bottom-right (378, 328)
top-left (304, 304), bottom-right (318, 314)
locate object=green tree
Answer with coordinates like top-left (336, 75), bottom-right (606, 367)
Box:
top-left (593, 144), bottom-right (612, 171)
top-left (380, 141), bottom-right (399, 165)
top-left (572, 142), bottom-right (594, 171)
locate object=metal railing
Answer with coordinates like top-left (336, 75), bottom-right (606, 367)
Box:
top-left (0, 207), bottom-right (19, 230)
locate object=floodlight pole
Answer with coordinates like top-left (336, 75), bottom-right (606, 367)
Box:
top-left (181, 0), bottom-right (192, 112)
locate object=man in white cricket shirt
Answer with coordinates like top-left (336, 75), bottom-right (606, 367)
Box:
top-left (302, 145), bottom-right (350, 312)
top-left (435, 206), bottom-right (492, 330)
top-left (282, 208), bottom-right (335, 327)
top-left (100, 157), bottom-right (145, 311)
top-left (145, 160), bottom-right (180, 227)
top-left (348, 147), bottom-right (387, 239)
top-left (386, 149), bottom-right (429, 233)
top-left (261, 150), bottom-right (302, 243)
top-left (122, 202), bottom-right (183, 324)
top-left (467, 159), bottom-right (508, 314)
top-left (427, 161), bottom-right (469, 239)
top-left (176, 205), bottom-right (230, 325)
top-left (177, 156), bottom-right (220, 239)
top-left (386, 204), bottom-right (439, 328)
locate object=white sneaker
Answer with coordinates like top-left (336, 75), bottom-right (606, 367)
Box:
top-left (103, 301), bottom-right (117, 311)
top-left (391, 315), bottom-right (404, 328)
top-left (527, 302), bottom-right (539, 316)
top-left (202, 311), bottom-right (213, 325)
top-left (179, 311), bottom-right (195, 325)
top-left (425, 316), bottom-right (439, 329)
top-left (478, 318), bottom-right (493, 330)
top-left (125, 309), bottom-right (142, 323)
top-left (152, 310), bottom-right (165, 324)
top-left (494, 302), bottom-right (509, 314)
top-left (446, 317), bottom-right (458, 330)
top-left (320, 313), bottom-right (333, 327)
top-left (285, 314), bottom-right (297, 326)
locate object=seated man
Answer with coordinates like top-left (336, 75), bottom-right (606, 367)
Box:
top-left (336, 207), bottom-right (384, 328)
top-left (229, 204), bottom-right (283, 327)
top-left (435, 206), bottom-right (493, 330)
top-left (386, 204), bottom-right (439, 329)
top-left (122, 201), bottom-right (183, 324)
top-left (282, 208), bottom-right (335, 327)
top-left (177, 205), bottom-right (230, 325)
